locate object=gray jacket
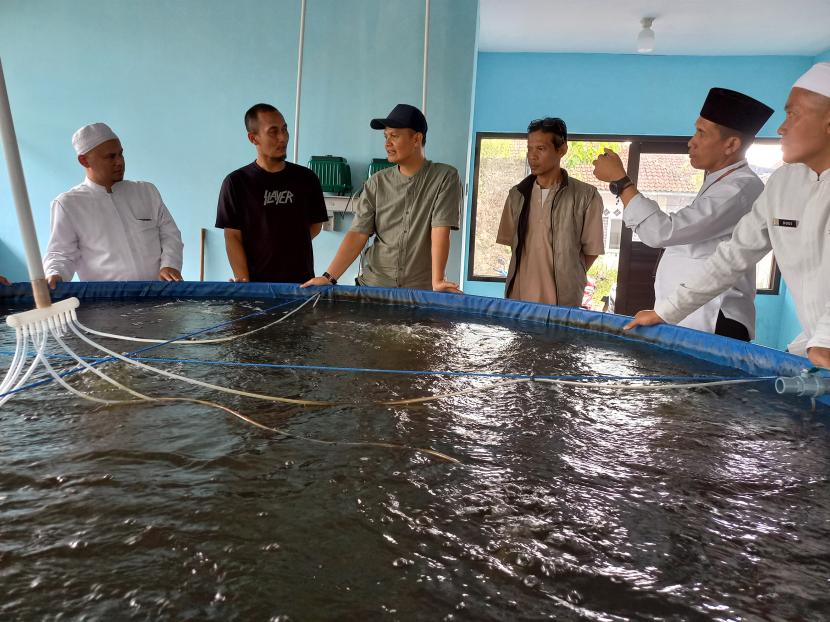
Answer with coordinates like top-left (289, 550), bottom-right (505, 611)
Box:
top-left (497, 170), bottom-right (602, 307)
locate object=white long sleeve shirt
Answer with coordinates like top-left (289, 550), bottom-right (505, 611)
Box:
top-left (624, 160), bottom-right (764, 335)
top-left (655, 163), bottom-right (830, 356)
top-left (43, 177), bottom-right (183, 282)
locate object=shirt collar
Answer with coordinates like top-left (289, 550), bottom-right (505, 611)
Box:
top-left (794, 163), bottom-right (830, 182)
top-left (395, 159), bottom-right (431, 181)
top-left (698, 159), bottom-right (748, 195)
top-left (82, 176), bottom-right (126, 193)
top-left (534, 179), bottom-right (560, 191)
top-left (708, 159), bottom-right (748, 178)
top-left (82, 176), bottom-right (110, 194)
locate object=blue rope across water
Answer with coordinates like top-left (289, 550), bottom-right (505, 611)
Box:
top-left (0, 349), bottom-right (774, 383)
top-left (0, 295), bottom-right (775, 400)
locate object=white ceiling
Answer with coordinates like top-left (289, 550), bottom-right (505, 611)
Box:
top-left (479, 0), bottom-right (830, 56)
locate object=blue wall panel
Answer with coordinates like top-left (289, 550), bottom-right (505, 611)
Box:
top-left (296, 0), bottom-right (478, 284)
top-left (0, 0), bottom-right (478, 286)
top-left (0, 0), bottom-right (302, 283)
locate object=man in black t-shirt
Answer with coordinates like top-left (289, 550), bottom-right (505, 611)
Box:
top-left (215, 103), bottom-right (328, 283)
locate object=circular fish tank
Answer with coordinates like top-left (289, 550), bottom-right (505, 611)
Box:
top-left (1, 282), bottom-right (827, 620)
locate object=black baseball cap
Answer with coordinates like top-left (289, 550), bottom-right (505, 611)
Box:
top-left (699, 88), bottom-right (773, 135)
top-left (370, 104), bottom-right (428, 136)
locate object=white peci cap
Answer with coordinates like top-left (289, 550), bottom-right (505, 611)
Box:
top-left (793, 62), bottom-right (830, 99)
top-left (71, 122), bottom-right (119, 155)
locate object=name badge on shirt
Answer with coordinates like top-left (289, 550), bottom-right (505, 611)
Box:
top-left (773, 218), bottom-right (798, 228)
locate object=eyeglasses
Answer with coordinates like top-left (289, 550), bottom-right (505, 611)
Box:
top-left (527, 117), bottom-right (567, 139)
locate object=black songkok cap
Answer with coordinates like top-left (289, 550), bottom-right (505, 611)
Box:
top-left (699, 88), bottom-right (774, 136)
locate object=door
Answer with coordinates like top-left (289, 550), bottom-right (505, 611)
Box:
top-left (615, 139), bottom-right (696, 315)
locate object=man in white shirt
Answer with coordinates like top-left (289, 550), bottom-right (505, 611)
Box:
top-left (44, 123), bottom-right (184, 287)
top-left (593, 88), bottom-right (773, 339)
top-left (625, 63), bottom-right (830, 369)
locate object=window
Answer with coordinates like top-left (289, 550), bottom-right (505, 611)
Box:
top-left (467, 132), bottom-right (782, 306)
top-left (469, 136), bottom-right (527, 280)
top-left (746, 141), bottom-right (784, 293)
top-left (607, 218), bottom-right (623, 251)
top-left (468, 135), bottom-right (626, 309)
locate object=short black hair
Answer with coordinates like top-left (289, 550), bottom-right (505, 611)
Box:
top-left (245, 103), bottom-right (280, 133)
top-left (527, 117), bottom-right (567, 149)
top-left (715, 123), bottom-right (755, 154)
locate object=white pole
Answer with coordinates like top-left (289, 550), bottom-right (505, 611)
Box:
top-left (422, 0), bottom-right (430, 114)
top-left (293, 0), bottom-right (307, 164)
top-left (0, 58), bottom-right (50, 308)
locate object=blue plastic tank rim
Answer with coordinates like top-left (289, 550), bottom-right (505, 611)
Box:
top-left (0, 281), bottom-right (824, 405)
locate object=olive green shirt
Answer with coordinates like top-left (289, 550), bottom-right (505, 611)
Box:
top-left (350, 160), bottom-right (462, 289)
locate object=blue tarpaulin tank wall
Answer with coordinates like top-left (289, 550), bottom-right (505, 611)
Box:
top-left (1, 281), bottom-right (825, 406)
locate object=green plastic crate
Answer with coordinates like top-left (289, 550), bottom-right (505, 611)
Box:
top-left (368, 157), bottom-right (396, 177)
top-left (308, 155), bottom-right (352, 195)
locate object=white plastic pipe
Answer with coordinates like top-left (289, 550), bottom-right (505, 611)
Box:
top-left (0, 58), bottom-right (47, 286)
top-left (292, 0), bottom-right (307, 164)
top-left (422, 0), bottom-right (430, 114)
top-left (776, 373), bottom-right (830, 398)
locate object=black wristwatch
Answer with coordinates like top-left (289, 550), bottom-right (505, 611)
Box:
top-left (609, 175), bottom-right (633, 197)
top-left (322, 271), bottom-right (337, 285)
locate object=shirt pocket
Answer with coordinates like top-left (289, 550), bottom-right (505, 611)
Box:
top-left (132, 217), bottom-right (161, 254)
top-left (133, 216), bottom-right (157, 229)
top-left (127, 201), bottom-right (158, 229)
top-left (133, 218), bottom-right (158, 240)
top-left (768, 220), bottom-right (801, 272)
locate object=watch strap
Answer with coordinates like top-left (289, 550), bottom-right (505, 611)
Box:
top-left (610, 176), bottom-right (633, 197)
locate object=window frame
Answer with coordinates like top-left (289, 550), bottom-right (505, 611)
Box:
top-left (757, 255), bottom-right (782, 295)
top-left (466, 131), bottom-right (781, 296)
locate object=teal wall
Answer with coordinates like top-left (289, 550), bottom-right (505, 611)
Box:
top-left (0, 0), bottom-right (478, 284)
top-left (298, 0), bottom-right (478, 283)
top-left (774, 282), bottom-right (803, 350)
top-left (465, 52), bottom-right (816, 348)
top-left (0, 0), bottom-right (300, 282)
top-left (815, 48), bottom-right (830, 63)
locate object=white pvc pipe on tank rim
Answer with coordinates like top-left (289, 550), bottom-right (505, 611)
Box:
top-left (0, 57), bottom-right (51, 308)
top-left (292, 0), bottom-right (307, 164)
top-left (422, 0), bottom-right (430, 114)
top-left (291, 0), bottom-right (430, 161)
top-left (775, 372), bottom-right (830, 398)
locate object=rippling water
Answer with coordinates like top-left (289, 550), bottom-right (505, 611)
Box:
top-left (1, 297), bottom-right (829, 620)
